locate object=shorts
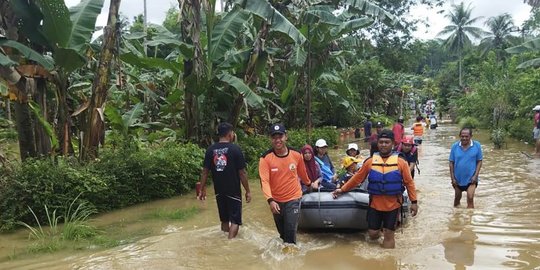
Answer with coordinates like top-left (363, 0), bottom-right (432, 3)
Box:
top-left (534, 127), bottom-right (540, 140)
top-left (216, 194), bottom-right (242, 225)
top-left (414, 137), bottom-right (423, 145)
top-left (367, 207), bottom-right (400, 231)
top-left (457, 182), bottom-right (478, 192)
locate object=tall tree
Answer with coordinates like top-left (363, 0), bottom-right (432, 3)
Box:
top-left (480, 13), bottom-right (515, 61)
top-left (82, 0), bottom-right (122, 160)
top-left (524, 0), bottom-right (540, 8)
top-left (437, 2), bottom-right (484, 87)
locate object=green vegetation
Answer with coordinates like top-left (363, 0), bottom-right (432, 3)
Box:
top-left (16, 196), bottom-right (99, 253)
top-left (146, 206), bottom-right (199, 221)
top-left (458, 117), bottom-right (481, 129)
top-left (0, 142), bottom-right (204, 232)
top-left (491, 128), bottom-right (507, 149)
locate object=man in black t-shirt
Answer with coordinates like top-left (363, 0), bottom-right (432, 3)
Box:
top-left (198, 122), bottom-right (251, 239)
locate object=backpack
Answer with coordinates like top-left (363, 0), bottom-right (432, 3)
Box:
top-left (314, 157), bottom-right (334, 182)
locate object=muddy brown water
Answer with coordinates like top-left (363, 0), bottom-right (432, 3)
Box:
top-left (1, 124), bottom-right (539, 269)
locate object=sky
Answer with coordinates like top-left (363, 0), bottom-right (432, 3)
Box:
top-left (64, 0), bottom-right (532, 40)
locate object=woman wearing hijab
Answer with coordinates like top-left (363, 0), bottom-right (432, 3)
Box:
top-left (301, 145), bottom-right (322, 192)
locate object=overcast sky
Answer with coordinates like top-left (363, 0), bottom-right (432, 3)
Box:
top-left (65, 0), bottom-right (532, 40)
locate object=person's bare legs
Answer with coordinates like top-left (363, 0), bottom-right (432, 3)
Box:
top-left (535, 139), bottom-right (540, 157)
top-left (453, 186), bottom-right (462, 207)
top-left (466, 184), bottom-right (477, 209)
top-left (221, 221), bottom-right (230, 233)
top-left (228, 223), bottom-right (240, 239)
top-left (368, 229), bottom-right (381, 241)
top-left (381, 229), bottom-right (396, 249)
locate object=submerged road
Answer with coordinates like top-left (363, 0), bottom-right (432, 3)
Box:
top-left (1, 124), bottom-right (539, 269)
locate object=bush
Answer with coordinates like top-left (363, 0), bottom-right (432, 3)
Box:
top-left (0, 142), bottom-right (204, 232)
top-left (0, 128), bottom-right (17, 141)
top-left (0, 158), bottom-right (110, 231)
top-left (506, 118), bottom-right (535, 143)
top-left (458, 117), bottom-right (480, 129)
top-left (237, 134), bottom-right (269, 165)
top-left (490, 128), bottom-right (506, 149)
top-left (288, 127), bottom-right (339, 149)
top-left (91, 142), bottom-right (204, 209)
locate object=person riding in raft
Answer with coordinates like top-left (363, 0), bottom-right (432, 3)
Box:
top-left (337, 156), bottom-right (361, 189)
top-left (314, 139), bottom-right (339, 189)
top-left (301, 144), bottom-right (323, 192)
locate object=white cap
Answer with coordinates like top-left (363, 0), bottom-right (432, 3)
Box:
top-left (315, 139), bottom-right (328, 148)
top-left (533, 105), bottom-right (540, 111)
top-left (347, 143), bottom-right (359, 151)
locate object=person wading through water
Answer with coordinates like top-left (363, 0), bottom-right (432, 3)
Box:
top-left (198, 122), bottom-right (251, 239)
top-left (449, 127), bottom-right (483, 208)
top-left (332, 130), bottom-right (418, 249)
top-left (259, 124), bottom-right (311, 244)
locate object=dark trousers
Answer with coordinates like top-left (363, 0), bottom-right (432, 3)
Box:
top-left (272, 199), bottom-right (300, 244)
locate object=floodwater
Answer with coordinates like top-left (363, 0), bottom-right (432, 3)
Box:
top-left (1, 124), bottom-right (539, 270)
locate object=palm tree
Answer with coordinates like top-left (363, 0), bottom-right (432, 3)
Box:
top-left (437, 2), bottom-right (484, 87)
top-left (480, 13), bottom-right (516, 61)
top-left (524, 0), bottom-right (540, 8)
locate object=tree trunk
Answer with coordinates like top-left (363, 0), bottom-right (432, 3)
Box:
top-left (458, 49), bottom-right (463, 87)
top-left (82, 0), bottom-right (122, 160)
top-left (180, 0), bottom-right (204, 141)
top-left (56, 81), bottom-right (74, 156)
top-left (0, 1), bottom-right (42, 160)
top-left (14, 79), bottom-right (37, 160)
top-left (33, 78), bottom-right (52, 156)
top-left (6, 99), bottom-right (11, 122)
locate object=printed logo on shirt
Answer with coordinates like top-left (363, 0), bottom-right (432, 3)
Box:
top-left (213, 147), bottom-right (229, 172)
top-left (289, 163), bottom-right (296, 172)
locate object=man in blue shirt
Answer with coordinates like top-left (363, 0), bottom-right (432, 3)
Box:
top-left (449, 127), bottom-right (483, 208)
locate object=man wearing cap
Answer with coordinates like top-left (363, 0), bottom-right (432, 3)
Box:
top-left (198, 122), bottom-right (251, 239)
top-left (392, 116), bottom-right (405, 145)
top-left (533, 105), bottom-right (540, 156)
top-left (259, 124), bottom-right (311, 244)
top-left (332, 130), bottom-right (418, 249)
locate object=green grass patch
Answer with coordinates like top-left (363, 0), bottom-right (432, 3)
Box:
top-left (145, 206), bottom-right (199, 220)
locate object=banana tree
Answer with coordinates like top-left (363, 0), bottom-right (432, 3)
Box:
top-left (0, 0), bottom-right (105, 158)
top-left (506, 38), bottom-right (540, 68)
top-left (271, 0), bottom-right (399, 128)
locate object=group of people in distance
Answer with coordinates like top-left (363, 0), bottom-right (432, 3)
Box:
top-left (197, 117), bottom-right (484, 249)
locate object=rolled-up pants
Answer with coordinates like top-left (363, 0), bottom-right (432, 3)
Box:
top-left (272, 199), bottom-right (300, 244)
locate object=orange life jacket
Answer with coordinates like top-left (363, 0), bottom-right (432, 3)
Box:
top-left (412, 123), bottom-right (424, 136)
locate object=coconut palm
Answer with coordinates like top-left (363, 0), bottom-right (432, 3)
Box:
top-left (437, 2), bottom-right (485, 87)
top-left (480, 13), bottom-right (516, 61)
top-left (524, 0), bottom-right (540, 8)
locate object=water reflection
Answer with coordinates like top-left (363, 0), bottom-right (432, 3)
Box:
top-left (443, 211), bottom-right (477, 269)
